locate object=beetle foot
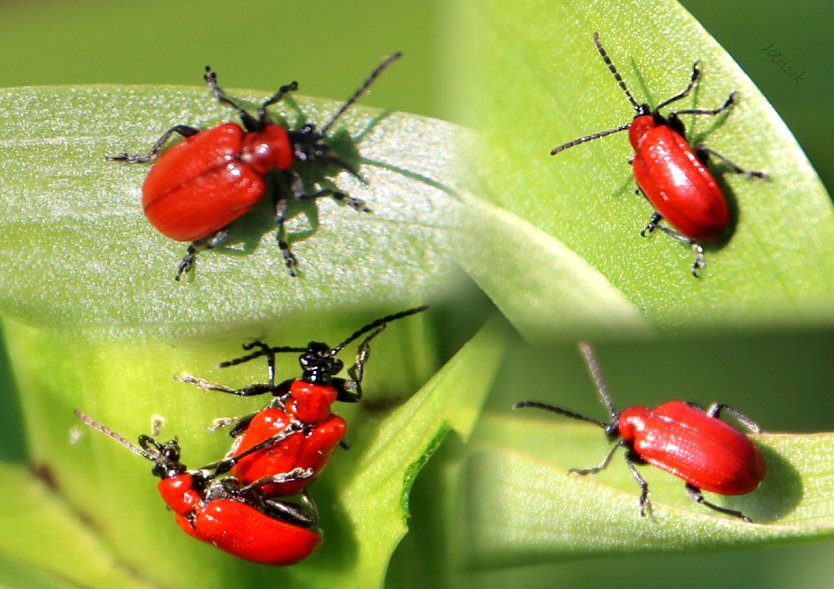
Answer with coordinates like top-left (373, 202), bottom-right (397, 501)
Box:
top-left (691, 244), bottom-right (706, 278)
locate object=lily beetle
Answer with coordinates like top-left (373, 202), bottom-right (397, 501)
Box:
top-left (551, 33), bottom-right (765, 276)
top-left (513, 342), bottom-right (766, 521)
top-left (110, 53), bottom-right (401, 280)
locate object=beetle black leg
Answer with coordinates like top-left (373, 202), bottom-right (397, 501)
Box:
top-left (706, 403), bottom-right (763, 433)
top-left (204, 66), bottom-right (259, 131)
top-left (640, 211), bottom-right (662, 237)
top-left (655, 62), bottom-right (700, 111)
top-left (207, 422), bottom-right (306, 475)
top-left (290, 187), bottom-right (371, 214)
top-left (205, 412), bottom-right (259, 435)
top-left (685, 483), bottom-right (752, 522)
top-left (230, 340), bottom-right (279, 388)
top-left (696, 145), bottom-right (767, 179)
top-left (108, 125), bottom-right (200, 163)
top-left (642, 212), bottom-right (706, 276)
top-left (259, 81), bottom-right (299, 126)
top-left (274, 197), bottom-right (299, 277)
top-left (569, 440), bottom-right (623, 476)
top-left (342, 325), bottom-right (386, 402)
top-left (239, 467), bottom-right (315, 494)
top-left (263, 491), bottom-right (320, 529)
top-left (175, 228), bottom-right (229, 281)
top-left (672, 91), bottom-right (737, 121)
top-left (176, 372), bottom-right (276, 397)
top-left (625, 454), bottom-right (651, 516)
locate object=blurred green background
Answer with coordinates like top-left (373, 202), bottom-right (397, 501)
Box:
top-left (1, 0), bottom-right (832, 588)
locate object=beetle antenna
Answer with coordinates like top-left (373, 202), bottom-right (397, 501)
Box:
top-left (219, 345), bottom-right (309, 369)
top-left (550, 123), bottom-right (631, 155)
top-left (330, 304), bottom-right (429, 355)
top-left (320, 52), bottom-right (402, 136)
top-left (577, 342), bottom-right (618, 419)
top-left (512, 401), bottom-right (607, 429)
top-left (593, 32), bottom-right (640, 111)
top-left (74, 409), bottom-right (160, 463)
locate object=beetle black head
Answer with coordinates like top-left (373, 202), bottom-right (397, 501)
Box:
top-left (299, 341), bottom-right (345, 385)
top-left (138, 434), bottom-right (188, 480)
top-left (74, 409), bottom-right (188, 480)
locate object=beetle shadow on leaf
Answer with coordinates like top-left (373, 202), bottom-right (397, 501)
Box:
top-left (720, 442), bottom-right (801, 523)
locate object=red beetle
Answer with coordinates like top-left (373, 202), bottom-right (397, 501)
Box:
top-left (551, 33), bottom-right (765, 276)
top-left (74, 410), bottom-right (321, 565)
top-left (109, 53), bottom-right (402, 280)
top-left (178, 305), bottom-right (429, 496)
top-left (513, 342), bottom-right (766, 521)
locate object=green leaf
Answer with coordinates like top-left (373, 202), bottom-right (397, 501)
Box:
top-left (0, 315), bottom-right (504, 588)
top-left (449, 0), bottom-right (834, 335)
top-left (0, 463), bottom-right (152, 589)
top-left (0, 85), bottom-right (462, 337)
top-left (456, 196), bottom-right (650, 342)
top-left (460, 414), bottom-right (834, 569)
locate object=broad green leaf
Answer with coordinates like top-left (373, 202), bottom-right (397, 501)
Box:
top-left (0, 463), bottom-right (150, 589)
top-left (0, 86), bottom-right (463, 337)
top-left (0, 315), bottom-right (503, 588)
top-left (460, 414), bottom-right (834, 569)
top-left (449, 0), bottom-right (834, 334)
top-left (456, 195), bottom-right (650, 342)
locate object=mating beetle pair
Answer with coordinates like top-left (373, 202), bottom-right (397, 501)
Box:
top-left (74, 306), bottom-right (428, 564)
top-left (74, 409), bottom-right (321, 565)
top-left (515, 342), bottom-right (767, 522)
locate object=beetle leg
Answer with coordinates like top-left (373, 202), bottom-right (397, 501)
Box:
top-left (259, 80), bottom-right (300, 125)
top-left (696, 145), bottom-right (767, 179)
top-left (108, 125), bottom-right (200, 163)
top-left (293, 187), bottom-right (371, 214)
top-left (672, 91), bottom-right (736, 119)
top-left (685, 483), bottom-right (753, 522)
top-left (640, 211), bottom-right (662, 237)
top-left (706, 403), bottom-right (763, 433)
top-left (569, 440), bottom-right (623, 476)
top-left (262, 490), bottom-right (320, 529)
top-left (204, 413), bottom-right (259, 436)
top-left (624, 453), bottom-right (651, 516)
top-left (655, 61), bottom-right (701, 111)
top-left (206, 422), bottom-right (306, 475)
top-left (176, 372), bottom-right (276, 398)
top-left (239, 467), bottom-right (315, 495)
top-left (652, 225), bottom-right (706, 278)
top-left (273, 197), bottom-right (300, 276)
top-left (340, 325), bottom-right (386, 402)
top-left (203, 66), bottom-right (260, 131)
top-left (175, 228), bottom-right (229, 281)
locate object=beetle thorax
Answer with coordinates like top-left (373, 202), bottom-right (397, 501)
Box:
top-left (288, 380), bottom-right (338, 423)
top-left (628, 115), bottom-right (657, 151)
top-left (617, 406), bottom-right (651, 442)
top-left (240, 125), bottom-right (293, 174)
